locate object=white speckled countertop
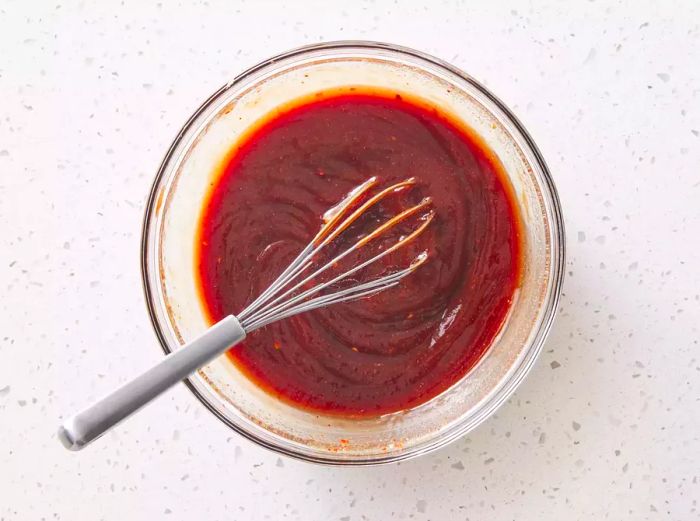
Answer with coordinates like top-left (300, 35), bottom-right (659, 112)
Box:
top-left (2, 1), bottom-right (699, 519)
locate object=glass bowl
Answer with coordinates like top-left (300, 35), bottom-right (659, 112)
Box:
top-left (141, 41), bottom-right (565, 465)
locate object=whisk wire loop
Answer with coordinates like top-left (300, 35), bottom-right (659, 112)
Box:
top-left (238, 178), bottom-right (433, 333)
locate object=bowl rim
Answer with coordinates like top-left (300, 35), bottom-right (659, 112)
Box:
top-left (140, 40), bottom-right (566, 465)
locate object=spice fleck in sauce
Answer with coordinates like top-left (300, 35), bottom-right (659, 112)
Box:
top-left (197, 90), bottom-right (521, 416)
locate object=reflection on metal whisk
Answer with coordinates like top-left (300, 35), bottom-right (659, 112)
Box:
top-left (58, 177), bottom-right (433, 450)
top-left (239, 176), bottom-right (433, 332)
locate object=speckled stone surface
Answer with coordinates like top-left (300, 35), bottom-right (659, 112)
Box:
top-left (1, 1), bottom-right (699, 519)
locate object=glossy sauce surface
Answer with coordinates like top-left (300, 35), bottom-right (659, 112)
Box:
top-left (197, 91), bottom-right (521, 416)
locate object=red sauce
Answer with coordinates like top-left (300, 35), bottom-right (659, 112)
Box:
top-left (197, 90), bottom-right (521, 416)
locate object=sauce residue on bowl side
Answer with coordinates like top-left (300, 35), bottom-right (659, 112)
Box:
top-left (196, 88), bottom-right (522, 416)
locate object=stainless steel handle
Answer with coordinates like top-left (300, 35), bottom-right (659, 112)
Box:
top-left (58, 315), bottom-right (246, 451)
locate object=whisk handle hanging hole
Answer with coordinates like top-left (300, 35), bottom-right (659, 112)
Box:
top-left (58, 315), bottom-right (246, 451)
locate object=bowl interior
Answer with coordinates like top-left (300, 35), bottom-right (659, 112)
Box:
top-left (142, 42), bottom-right (563, 464)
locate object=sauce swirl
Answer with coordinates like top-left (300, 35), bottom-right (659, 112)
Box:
top-left (197, 91), bottom-right (521, 416)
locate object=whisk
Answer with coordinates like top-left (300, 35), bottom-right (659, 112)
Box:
top-left (58, 177), bottom-right (433, 450)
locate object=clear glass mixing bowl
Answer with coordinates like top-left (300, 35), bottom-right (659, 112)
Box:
top-left (141, 41), bottom-right (565, 465)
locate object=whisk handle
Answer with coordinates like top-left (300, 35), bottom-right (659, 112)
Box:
top-left (57, 315), bottom-right (246, 451)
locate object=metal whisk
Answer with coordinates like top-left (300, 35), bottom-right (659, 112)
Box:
top-left (58, 177), bottom-right (433, 450)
